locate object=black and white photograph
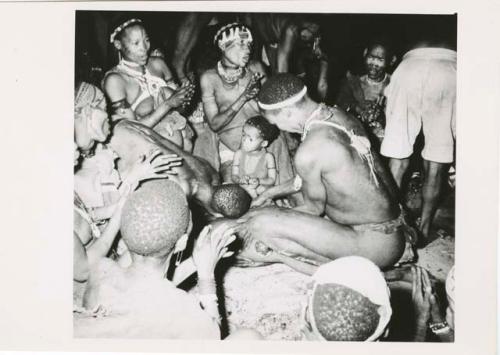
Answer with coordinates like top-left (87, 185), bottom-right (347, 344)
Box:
top-left (73, 10), bottom-right (456, 342)
top-left (0, 1), bottom-right (498, 354)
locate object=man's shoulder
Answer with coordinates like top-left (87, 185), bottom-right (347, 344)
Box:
top-left (295, 133), bottom-right (334, 163)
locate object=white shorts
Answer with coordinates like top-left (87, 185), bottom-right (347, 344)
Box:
top-left (381, 48), bottom-right (456, 163)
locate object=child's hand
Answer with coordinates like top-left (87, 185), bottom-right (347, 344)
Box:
top-left (248, 177), bottom-right (259, 187)
top-left (240, 175), bottom-right (251, 185)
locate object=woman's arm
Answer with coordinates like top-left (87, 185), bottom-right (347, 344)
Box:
top-left (84, 198), bottom-right (125, 267)
top-left (201, 71), bottom-right (262, 132)
top-left (192, 224), bottom-right (236, 327)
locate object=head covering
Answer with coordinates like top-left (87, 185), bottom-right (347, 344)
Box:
top-left (110, 18), bottom-right (143, 43)
top-left (307, 256), bottom-right (392, 341)
top-left (214, 23), bottom-right (253, 51)
top-left (75, 82), bottom-right (106, 111)
top-left (75, 106), bottom-right (108, 143)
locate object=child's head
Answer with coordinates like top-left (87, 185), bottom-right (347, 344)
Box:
top-left (241, 116), bottom-right (280, 152)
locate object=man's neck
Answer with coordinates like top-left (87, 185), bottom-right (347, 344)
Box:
top-left (366, 73), bottom-right (386, 83)
top-left (298, 101), bottom-right (322, 133)
top-left (130, 254), bottom-right (166, 275)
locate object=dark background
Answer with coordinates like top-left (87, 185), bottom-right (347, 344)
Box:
top-left (75, 11), bottom-right (457, 101)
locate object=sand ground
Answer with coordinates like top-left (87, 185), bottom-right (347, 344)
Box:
top-left (221, 178), bottom-right (455, 340)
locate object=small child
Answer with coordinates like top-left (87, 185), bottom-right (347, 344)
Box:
top-left (232, 116), bottom-right (280, 199)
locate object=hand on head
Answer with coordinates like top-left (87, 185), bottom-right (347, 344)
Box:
top-left (123, 150), bottom-right (183, 195)
top-left (192, 223), bottom-right (236, 279)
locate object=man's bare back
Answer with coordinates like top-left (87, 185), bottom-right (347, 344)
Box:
top-left (76, 259), bottom-right (219, 339)
top-left (295, 106), bottom-right (400, 225)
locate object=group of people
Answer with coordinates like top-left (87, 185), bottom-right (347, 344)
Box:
top-left (73, 14), bottom-right (456, 342)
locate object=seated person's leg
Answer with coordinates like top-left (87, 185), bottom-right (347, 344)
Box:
top-left (237, 207), bottom-right (404, 269)
top-left (74, 233), bottom-right (89, 282)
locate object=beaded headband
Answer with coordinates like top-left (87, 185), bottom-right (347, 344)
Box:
top-left (258, 86), bottom-right (307, 110)
top-left (110, 18), bottom-right (142, 43)
top-left (214, 23), bottom-right (253, 50)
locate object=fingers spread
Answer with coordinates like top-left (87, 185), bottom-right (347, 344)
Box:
top-left (146, 150), bottom-right (163, 163)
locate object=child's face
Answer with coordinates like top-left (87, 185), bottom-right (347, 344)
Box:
top-left (241, 125), bottom-right (265, 152)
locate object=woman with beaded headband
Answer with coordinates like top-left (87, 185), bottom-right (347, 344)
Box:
top-left (200, 23), bottom-right (295, 186)
top-left (103, 18), bottom-right (195, 151)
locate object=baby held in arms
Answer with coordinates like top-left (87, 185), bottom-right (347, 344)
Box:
top-left (232, 116), bottom-right (280, 199)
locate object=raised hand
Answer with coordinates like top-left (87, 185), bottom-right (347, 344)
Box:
top-left (165, 85), bottom-right (195, 108)
top-left (412, 266), bottom-right (435, 325)
top-left (243, 72), bottom-right (264, 101)
top-left (192, 223), bottom-right (236, 279)
top-left (122, 150), bottom-right (183, 193)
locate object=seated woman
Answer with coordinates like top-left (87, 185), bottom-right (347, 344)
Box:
top-left (73, 105), bottom-right (180, 284)
top-left (103, 18), bottom-right (195, 150)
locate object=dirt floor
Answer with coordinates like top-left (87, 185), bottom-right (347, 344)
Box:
top-left (221, 174), bottom-right (455, 340)
top-left (73, 173), bottom-right (455, 341)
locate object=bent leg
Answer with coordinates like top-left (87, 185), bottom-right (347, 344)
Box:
top-left (420, 159), bottom-right (448, 240)
top-left (74, 233), bottom-right (89, 282)
top-left (237, 207), bottom-right (404, 269)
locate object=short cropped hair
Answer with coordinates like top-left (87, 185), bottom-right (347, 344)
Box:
top-left (257, 73), bottom-right (305, 107)
top-left (312, 283), bottom-right (380, 341)
top-left (211, 184), bottom-right (252, 218)
top-left (120, 180), bottom-right (190, 257)
top-left (245, 116), bottom-right (280, 144)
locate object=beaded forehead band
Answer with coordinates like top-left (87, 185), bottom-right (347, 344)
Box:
top-left (214, 23), bottom-right (253, 50)
top-left (110, 18), bottom-right (143, 43)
